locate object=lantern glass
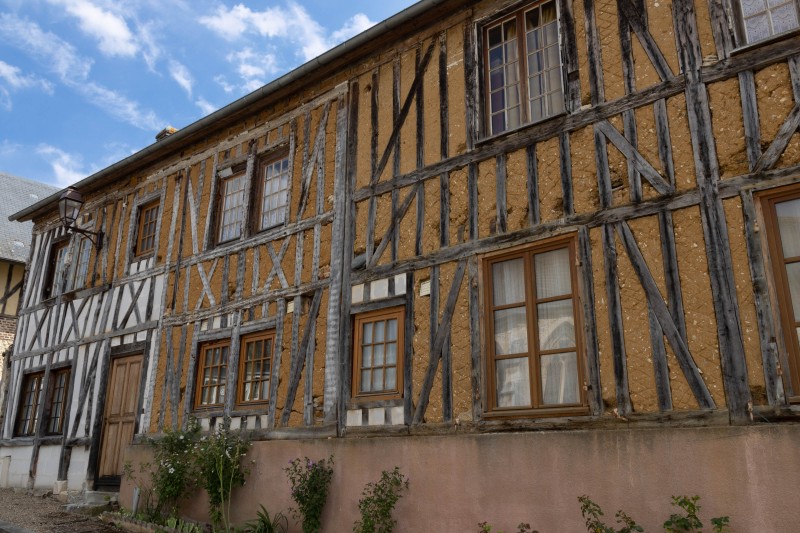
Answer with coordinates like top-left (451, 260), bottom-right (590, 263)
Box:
top-left (59, 188), bottom-right (83, 228)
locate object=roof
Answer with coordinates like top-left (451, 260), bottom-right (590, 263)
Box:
top-left (9, 0), bottom-right (465, 223)
top-left (0, 172), bottom-right (59, 263)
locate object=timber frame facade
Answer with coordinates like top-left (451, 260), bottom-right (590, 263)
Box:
top-left (3, 0), bottom-right (800, 529)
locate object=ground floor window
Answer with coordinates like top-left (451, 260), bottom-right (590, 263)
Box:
top-left (237, 331), bottom-right (274, 407)
top-left (761, 184), bottom-right (800, 399)
top-left (195, 340), bottom-right (229, 409)
top-left (352, 307), bottom-right (405, 401)
top-left (483, 234), bottom-right (585, 415)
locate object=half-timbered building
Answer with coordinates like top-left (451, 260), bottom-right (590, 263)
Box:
top-left (0, 173), bottom-right (58, 436)
top-left (3, 0), bottom-right (800, 529)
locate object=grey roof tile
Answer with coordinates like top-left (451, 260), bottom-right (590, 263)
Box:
top-left (0, 172), bottom-right (59, 263)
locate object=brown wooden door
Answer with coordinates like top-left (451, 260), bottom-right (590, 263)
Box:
top-left (98, 354), bottom-right (142, 481)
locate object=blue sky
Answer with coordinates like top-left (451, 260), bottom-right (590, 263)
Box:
top-left (0, 0), bottom-right (417, 188)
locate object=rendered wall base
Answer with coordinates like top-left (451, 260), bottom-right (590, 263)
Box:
top-left (120, 424), bottom-right (800, 532)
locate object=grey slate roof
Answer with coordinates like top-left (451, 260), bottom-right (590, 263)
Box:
top-left (0, 172), bottom-right (58, 263)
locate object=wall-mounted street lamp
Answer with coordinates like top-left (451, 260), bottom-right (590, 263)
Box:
top-left (59, 187), bottom-right (104, 250)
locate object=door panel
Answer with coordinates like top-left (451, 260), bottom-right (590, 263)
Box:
top-left (98, 354), bottom-right (142, 480)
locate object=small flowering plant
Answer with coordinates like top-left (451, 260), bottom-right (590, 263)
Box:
top-left (195, 418), bottom-right (253, 533)
top-left (145, 419), bottom-right (201, 518)
top-left (284, 455), bottom-right (335, 533)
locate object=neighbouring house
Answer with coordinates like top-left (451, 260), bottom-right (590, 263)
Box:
top-left (2, 0), bottom-right (800, 529)
top-left (0, 173), bottom-right (58, 438)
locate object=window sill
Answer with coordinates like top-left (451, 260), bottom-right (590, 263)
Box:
top-left (482, 405), bottom-right (591, 420)
top-left (476, 110), bottom-right (568, 146)
top-left (731, 27), bottom-right (800, 56)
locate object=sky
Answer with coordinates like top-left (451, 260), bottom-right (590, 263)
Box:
top-left (0, 0), bottom-right (417, 188)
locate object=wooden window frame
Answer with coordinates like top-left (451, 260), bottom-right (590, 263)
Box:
top-left (67, 236), bottom-right (92, 292)
top-left (14, 371), bottom-right (44, 437)
top-left (134, 200), bottom-right (160, 258)
top-left (482, 235), bottom-right (587, 418)
top-left (760, 183), bottom-right (800, 401)
top-left (194, 339), bottom-right (230, 410)
top-left (236, 331), bottom-right (275, 408)
top-left (42, 239), bottom-right (69, 299)
top-left (253, 150), bottom-right (291, 233)
top-left (45, 367), bottom-right (70, 435)
top-left (731, 0), bottom-right (800, 47)
top-left (481, 0), bottom-right (566, 137)
top-left (216, 166), bottom-right (247, 245)
top-left (352, 306), bottom-right (405, 401)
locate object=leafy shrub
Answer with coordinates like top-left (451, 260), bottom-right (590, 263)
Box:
top-left (353, 467), bottom-right (409, 533)
top-left (284, 456), bottom-right (334, 533)
top-left (243, 505), bottom-right (289, 533)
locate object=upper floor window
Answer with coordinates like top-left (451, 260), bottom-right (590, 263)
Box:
top-left (257, 155), bottom-right (291, 231)
top-left (761, 184), bottom-right (800, 400)
top-left (352, 307), bottom-right (404, 401)
top-left (43, 239), bottom-right (68, 299)
top-left (67, 236), bottom-right (91, 292)
top-left (217, 171), bottom-right (246, 244)
top-left (483, 236), bottom-right (585, 415)
top-left (735, 0), bottom-right (799, 45)
top-left (483, 0), bottom-right (565, 136)
top-left (135, 201), bottom-right (159, 257)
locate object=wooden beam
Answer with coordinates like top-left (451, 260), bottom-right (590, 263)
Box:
top-left (578, 227), bottom-right (603, 415)
top-left (281, 289), bottom-right (323, 426)
top-left (753, 103), bottom-right (800, 172)
top-left (602, 224), bottom-right (632, 415)
top-left (615, 221), bottom-right (716, 409)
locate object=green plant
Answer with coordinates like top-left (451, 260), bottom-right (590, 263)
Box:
top-left (663, 496), bottom-right (730, 533)
top-left (284, 456), bottom-right (334, 533)
top-left (477, 522), bottom-right (537, 533)
top-left (578, 496), bottom-right (643, 533)
top-left (195, 418), bottom-right (252, 533)
top-left (164, 516), bottom-right (202, 533)
top-left (243, 505), bottom-right (289, 533)
top-left (353, 467), bottom-right (409, 533)
top-left (148, 421), bottom-right (202, 517)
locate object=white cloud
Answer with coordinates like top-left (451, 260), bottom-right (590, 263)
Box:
top-left (199, 2), bottom-right (376, 63)
top-left (195, 97), bottom-right (217, 116)
top-left (224, 48), bottom-right (278, 93)
top-left (47, 0), bottom-right (138, 57)
top-left (0, 60), bottom-right (54, 93)
top-left (137, 21), bottom-right (163, 71)
top-left (331, 13), bottom-right (375, 43)
top-left (36, 144), bottom-right (86, 187)
top-left (169, 59), bottom-right (193, 96)
top-left (0, 14), bottom-right (163, 131)
top-left (214, 75), bottom-right (235, 94)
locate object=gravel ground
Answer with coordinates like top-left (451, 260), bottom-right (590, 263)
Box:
top-left (0, 489), bottom-right (120, 533)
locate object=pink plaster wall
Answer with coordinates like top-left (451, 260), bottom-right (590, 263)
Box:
top-left (121, 425), bottom-right (800, 532)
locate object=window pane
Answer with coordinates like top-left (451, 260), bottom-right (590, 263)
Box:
top-left (492, 113), bottom-right (506, 134)
top-left (488, 25), bottom-right (502, 47)
top-left (373, 369), bottom-right (384, 391)
top-left (386, 342), bottom-right (397, 365)
top-left (362, 345), bottom-right (373, 368)
top-left (787, 262), bottom-right (800, 319)
top-left (777, 200), bottom-right (800, 258)
top-left (386, 367), bottom-right (397, 390)
top-left (374, 344), bottom-right (385, 366)
top-left (745, 14), bottom-right (771, 42)
top-left (363, 322), bottom-right (373, 344)
top-left (494, 307), bottom-right (529, 355)
top-left (774, 5), bottom-right (800, 34)
top-left (538, 299), bottom-right (575, 350)
top-left (541, 1), bottom-right (557, 23)
top-left (375, 321), bottom-right (385, 342)
top-left (492, 258), bottom-right (525, 305)
top-left (741, 0), bottom-right (767, 16)
top-left (507, 105), bottom-right (522, 129)
top-left (535, 248), bottom-right (571, 298)
top-left (361, 369), bottom-right (372, 392)
top-left (540, 352), bottom-right (579, 405)
top-left (496, 358), bottom-right (531, 407)
top-left (387, 319), bottom-right (398, 341)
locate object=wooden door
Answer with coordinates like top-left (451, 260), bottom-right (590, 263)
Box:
top-left (98, 354), bottom-right (142, 483)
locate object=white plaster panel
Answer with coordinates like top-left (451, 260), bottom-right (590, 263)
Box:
top-left (6, 447), bottom-right (33, 488)
top-left (67, 447), bottom-right (90, 491)
top-left (0, 455), bottom-right (9, 488)
top-left (123, 334), bottom-right (135, 345)
top-left (33, 445), bottom-right (60, 489)
top-left (200, 320), bottom-right (208, 332)
top-left (61, 311), bottom-right (74, 343)
top-left (394, 274), bottom-right (407, 295)
top-left (152, 275), bottom-right (165, 319)
top-left (229, 418), bottom-right (241, 430)
top-left (200, 418), bottom-right (210, 431)
top-left (370, 279), bottom-right (389, 300)
top-left (368, 408), bottom-right (385, 426)
top-left (111, 336), bottom-right (121, 347)
top-left (346, 409), bottom-right (362, 427)
top-left (136, 331), bottom-right (147, 342)
top-left (389, 406), bottom-right (404, 425)
top-left (212, 316), bottom-right (221, 329)
top-left (351, 284), bottom-right (364, 304)
top-left (130, 261), bottom-right (139, 275)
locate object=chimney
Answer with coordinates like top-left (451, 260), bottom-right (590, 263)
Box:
top-left (156, 126), bottom-right (178, 142)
